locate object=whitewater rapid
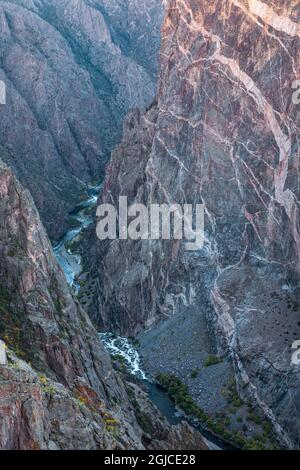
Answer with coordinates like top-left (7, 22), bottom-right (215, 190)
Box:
top-left (99, 332), bottom-right (147, 380)
top-left (54, 185), bottom-right (100, 292)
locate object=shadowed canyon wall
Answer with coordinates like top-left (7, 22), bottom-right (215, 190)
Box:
top-left (0, 0), bottom-right (164, 239)
top-left (0, 156), bottom-right (207, 450)
top-left (86, 0), bottom-right (300, 448)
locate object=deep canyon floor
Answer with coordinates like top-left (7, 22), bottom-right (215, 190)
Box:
top-left (55, 185), bottom-right (281, 451)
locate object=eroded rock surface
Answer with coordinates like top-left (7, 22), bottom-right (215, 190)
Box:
top-left (0, 0), bottom-right (164, 239)
top-left (0, 158), bottom-right (207, 450)
top-left (86, 0), bottom-right (300, 448)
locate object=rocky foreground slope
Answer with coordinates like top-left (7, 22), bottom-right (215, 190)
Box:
top-left (0, 0), bottom-right (163, 239)
top-left (0, 157), bottom-right (207, 450)
top-left (85, 0), bottom-right (300, 448)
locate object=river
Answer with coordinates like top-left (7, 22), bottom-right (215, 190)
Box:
top-left (54, 183), bottom-right (100, 292)
top-left (53, 186), bottom-right (235, 451)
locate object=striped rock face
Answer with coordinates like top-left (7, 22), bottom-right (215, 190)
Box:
top-left (87, 0), bottom-right (300, 448)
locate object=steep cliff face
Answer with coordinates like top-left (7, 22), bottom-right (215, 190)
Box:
top-left (0, 157), bottom-right (207, 450)
top-left (86, 0), bottom-right (300, 448)
top-left (0, 0), bottom-right (163, 239)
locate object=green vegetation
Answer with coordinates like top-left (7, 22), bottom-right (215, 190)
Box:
top-left (247, 412), bottom-right (262, 425)
top-left (126, 386), bottom-right (154, 435)
top-left (111, 353), bottom-right (126, 364)
top-left (6, 239), bottom-right (25, 259)
top-left (49, 276), bottom-right (65, 316)
top-left (223, 378), bottom-right (244, 409)
top-left (0, 287), bottom-right (10, 308)
top-left (135, 409), bottom-right (154, 435)
top-left (0, 288), bottom-right (30, 359)
top-left (111, 354), bottom-right (127, 372)
top-left (129, 336), bottom-right (140, 348)
top-left (156, 372), bottom-right (234, 441)
top-left (156, 372), bottom-right (277, 450)
top-left (103, 413), bottom-right (120, 438)
top-left (156, 373), bottom-right (201, 417)
top-left (65, 236), bottom-right (83, 253)
top-left (38, 374), bottom-right (58, 395)
top-left (204, 354), bottom-right (222, 367)
top-left (190, 369), bottom-right (199, 379)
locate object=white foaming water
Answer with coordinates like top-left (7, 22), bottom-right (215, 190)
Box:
top-left (99, 332), bottom-right (147, 380)
top-left (54, 184), bottom-right (101, 292)
top-left (52, 182), bottom-right (227, 451)
top-left (99, 335), bottom-right (222, 450)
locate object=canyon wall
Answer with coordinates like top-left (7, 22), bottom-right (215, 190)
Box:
top-left (0, 0), bottom-right (163, 239)
top-left (86, 0), bottom-right (300, 448)
top-left (0, 156), bottom-right (207, 450)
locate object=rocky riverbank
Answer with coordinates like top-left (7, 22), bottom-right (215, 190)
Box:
top-left (138, 306), bottom-right (280, 450)
top-left (83, 0), bottom-right (300, 449)
top-left (0, 158), bottom-right (207, 450)
top-left (0, 0), bottom-right (164, 239)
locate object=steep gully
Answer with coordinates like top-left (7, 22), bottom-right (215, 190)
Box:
top-left (53, 186), bottom-right (235, 451)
